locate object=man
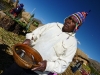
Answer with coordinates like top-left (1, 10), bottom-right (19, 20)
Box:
top-left (10, 3), bottom-right (24, 17)
top-left (1, 11), bottom-right (88, 75)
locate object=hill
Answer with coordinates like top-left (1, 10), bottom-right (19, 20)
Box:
top-left (88, 58), bottom-right (100, 72)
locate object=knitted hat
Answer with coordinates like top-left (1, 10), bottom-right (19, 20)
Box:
top-left (64, 11), bottom-right (91, 24)
top-left (72, 11), bottom-right (91, 31)
top-left (72, 11), bottom-right (88, 24)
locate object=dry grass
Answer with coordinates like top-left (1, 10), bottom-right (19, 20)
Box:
top-left (29, 24), bottom-right (38, 32)
top-left (59, 62), bottom-right (82, 75)
top-left (0, 27), bottom-right (25, 54)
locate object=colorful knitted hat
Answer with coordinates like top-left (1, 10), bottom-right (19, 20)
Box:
top-left (72, 11), bottom-right (88, 24)
top-left (72, 11), bottom-right (91, 31)
top-left (64, 11), bottom-right (91, 24)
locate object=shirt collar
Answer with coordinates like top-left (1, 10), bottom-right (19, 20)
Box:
top-left (57, 22), bottom-right (76, 37)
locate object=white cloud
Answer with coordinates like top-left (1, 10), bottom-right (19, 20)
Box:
top-left (77, 40), bottom-right (81, 45)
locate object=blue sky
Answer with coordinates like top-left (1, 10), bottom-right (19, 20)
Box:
top-left (19, 0), bottom-right (100, 62)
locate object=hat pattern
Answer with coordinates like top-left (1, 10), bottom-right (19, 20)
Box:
top-left (72, 12), bottom-right (88, 24)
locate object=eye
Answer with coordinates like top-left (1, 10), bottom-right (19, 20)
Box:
top-left (72, 20), bottom-right (76, 23)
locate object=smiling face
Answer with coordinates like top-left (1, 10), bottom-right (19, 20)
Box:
top-left (62, 16), bottom-right (79, 32)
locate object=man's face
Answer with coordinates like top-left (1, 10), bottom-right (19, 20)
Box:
top-left (62, 16), bottom-right (78, 32)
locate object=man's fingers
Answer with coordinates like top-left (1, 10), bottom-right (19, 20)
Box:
top-left (38, 62), bottom-right (42, 65)
top-left (23, 42), bottom-right (27, 44)
top-left (31, 67), bottom-right (40, 71)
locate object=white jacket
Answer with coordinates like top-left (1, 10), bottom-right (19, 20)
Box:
top-left (26, 22), bottom-right (77, 75)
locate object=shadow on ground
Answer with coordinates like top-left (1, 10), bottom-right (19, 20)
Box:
top-left (0, 44), bottom-right (14, 70)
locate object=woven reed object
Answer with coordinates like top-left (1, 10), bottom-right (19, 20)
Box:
top-left (13, 43), bottom-right (43, 69)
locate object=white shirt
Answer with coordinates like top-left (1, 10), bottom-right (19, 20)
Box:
top-left (26, 22), bottom-right (77, 75)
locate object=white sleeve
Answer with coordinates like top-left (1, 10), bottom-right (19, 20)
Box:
top-left (26, 23), bottom-right (56, 46)
top-left (45, 38), bottom-right (77, 74)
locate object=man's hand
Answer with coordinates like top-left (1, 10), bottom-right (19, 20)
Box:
top-left (31, 60), bottom-right (47, 72)
top-left (23, 39), bottom-right (31, 45)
